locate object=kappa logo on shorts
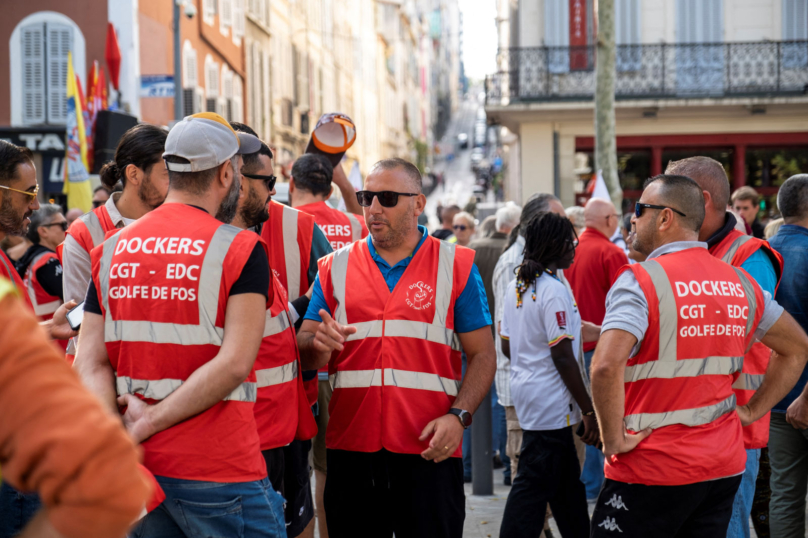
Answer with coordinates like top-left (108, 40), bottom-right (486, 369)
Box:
top-left (598, 516), bottom-right (623, 533)
top-left (406, 281), bottom-right (434, 311)
top-left (605, 494), bottom-right (629, 511)
top-left (555, 311), bottom-right (567, 329)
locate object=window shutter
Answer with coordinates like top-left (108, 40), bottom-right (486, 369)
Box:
top-left (544, 0), bottom-right (569, 73)
top-left (235, 0), bottom-right (245, 38)
top-left (21, 23), bottom-right (46, 125)
top-left (616, 0), bottom-right (641, 71)
top-left (221, 0), bottom-right (233, 29)
top-left (47, 23), bottom-right (73, 124)
top-left (206, 61), bottom-right (219, 97)
top-left (183, 47), bottom-right (197, 88)
top-left (183, 88), bottom-right (196, 116)
top-left (204, 0), bottom-right (216, 19)
top-left (783, 0), bottom-right (808, 68)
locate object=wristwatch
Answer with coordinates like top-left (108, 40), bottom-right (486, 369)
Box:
top-left (448, 408), bottom-right (472, 429)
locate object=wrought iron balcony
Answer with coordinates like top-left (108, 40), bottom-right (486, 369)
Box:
top-left (485, 41), bottom-right (808, 104)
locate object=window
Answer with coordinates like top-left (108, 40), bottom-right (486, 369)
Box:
top-left (544, 0), bottom-right (570, 73)
top-left (232, 75), bottom-right (243, 124)
top-left (233, 0), bottom-right (245, 41)
top-left (783, 0), bottom-right (808, 68)
top-left (10, 12), bottom-right (85, 126)
top-left (182, 42), bottom-right (199, 116)
top-left (676, 0), bottom-right (723, 93)
top-left (220, 0), bottom-right (232, 35)
top-left (222, 67), bottom-right (234, 121)
top-left (615, 0), bottom-right (641, 71)
top-left (203, 0), bottom-right (216, 25)
top-left (205, 55), bottom-right (219, 100)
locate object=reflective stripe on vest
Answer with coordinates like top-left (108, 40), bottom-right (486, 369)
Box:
top-left (282, 205), bottom-right (301, 301)
top-left (79, 210), bottom-right (107, 248)
top-left (625, 356), bottom-right (743, 382)
top-left (264, 309), bottom-right (292, 337)
top-left (720, 235), bottom-right (754, 265)
top-left (256, 360), bottom-right (299, 388)
top-left (329, 368), bottom-right (461, 397)
top-left (347, 213), bottom-right (363, 242)
top-left (625, 393), bottom-right (737, 431)
top-left (116, 375), bottom-right (257, 402)
top-left (26, 252), bottom-right (61, 316)
top-left (345, 319), bottom-right (461, 351)
top-left (99, 225), bottom-right (240, 345)
top-left (733, 372), bottom-right (765, 391)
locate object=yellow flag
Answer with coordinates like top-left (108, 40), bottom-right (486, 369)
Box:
top-left (63, 51), bottom-right (92, 213)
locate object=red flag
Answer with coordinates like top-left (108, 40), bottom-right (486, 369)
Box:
top-left (99, 67), bottom-right (108, 110)
top-left (105, 23), bottom-right (121, 91)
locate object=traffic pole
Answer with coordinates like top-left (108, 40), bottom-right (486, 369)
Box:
top-left (471, 389), bottom-right (493, 495)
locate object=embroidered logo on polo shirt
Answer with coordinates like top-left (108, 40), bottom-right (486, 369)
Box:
top-left (406, 281), bottom-right (434, 311)
top-left (556, 311), bottom-right (567, 329)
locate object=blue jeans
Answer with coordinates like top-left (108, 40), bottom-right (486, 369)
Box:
top-left (0, 483), bottom-right (41, 538)
top-left (130, 476), bottom-right (287, 538)
top-left (581, 349), bottom-right (605, 499)
top-left (491, 382), bottom-right (511, 479)
top-left (726, 448), bottom-right (760, 538)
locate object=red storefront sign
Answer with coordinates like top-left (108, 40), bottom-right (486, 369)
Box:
top-left (569, 0), bottom-right (588, 70)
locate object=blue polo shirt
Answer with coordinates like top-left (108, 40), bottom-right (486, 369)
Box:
top-left (304, 225), bottom-right (492, 333)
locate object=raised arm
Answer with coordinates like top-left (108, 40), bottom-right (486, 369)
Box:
top-left (332, 163), bottom-right (363, 216)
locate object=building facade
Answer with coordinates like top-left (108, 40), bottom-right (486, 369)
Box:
top-left (486, 0), bottom-right (808, 214)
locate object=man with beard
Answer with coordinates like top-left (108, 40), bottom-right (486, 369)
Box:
top-left (228, 136), bottom-right (320, 537)
top-left (75, 113), bottom-right (288, 537)
top-left (590, 174), bottom-right (808, 538)
top-left (298, 158), bottom-right (496, 538)
top-left (62, 123), bottom-right (168, 363)
top-left (0, 140), bottom-right (39, 302)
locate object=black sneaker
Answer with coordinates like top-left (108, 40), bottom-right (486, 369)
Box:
top-left (493, 454), bottom-right (504, 469)
top-left (503, 475), bottom-right (512, 486)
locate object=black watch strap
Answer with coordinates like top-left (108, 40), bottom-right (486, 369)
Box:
top-left (448, 408), bottom-right (472, 429)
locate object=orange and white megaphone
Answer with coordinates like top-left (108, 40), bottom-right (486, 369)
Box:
top-left (305, 112), bottom-right (356, 166)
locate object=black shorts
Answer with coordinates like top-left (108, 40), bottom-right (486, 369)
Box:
top-left (324, 448), bottom-right (465, 538)
top-left (263, 442), bottom-right (314, 537)
top-left (590, 475), bottom-right (742, 538)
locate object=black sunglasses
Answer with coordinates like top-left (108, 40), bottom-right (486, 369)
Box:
top-left (634, 203), bottom-right (687, 218)
top-left (242, 172), bottom-right (277, 191)
top-left (92, 200), bottom-right (104, 209)
top-left (453, 225), bottom-right (467, 231)
top-left (356, 190), bottom-right (418, 208)
top-left (42, 221), bottom-right (68, 231)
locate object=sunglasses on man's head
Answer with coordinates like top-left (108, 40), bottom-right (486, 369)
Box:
top-left (356, 190), bottom-right (418, 208)
top-left (242, 172), bottom-right (277, 191)
top-left (634, 203), bottom-right (687, 218)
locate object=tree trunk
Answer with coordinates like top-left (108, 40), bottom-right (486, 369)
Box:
top-left (595, 0), bottom-right (622, 211)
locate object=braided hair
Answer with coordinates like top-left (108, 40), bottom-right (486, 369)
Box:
top-left (504, 193), bottom-right (560, 251)
top-left (515, 211), bottom-right (576, 306)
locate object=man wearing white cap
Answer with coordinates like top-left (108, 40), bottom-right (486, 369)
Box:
top-left (75, 113), bottom-right (288, 537)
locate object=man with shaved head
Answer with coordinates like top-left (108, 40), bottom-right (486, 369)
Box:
top-left (565, 197), bottom-right (629, 499)
top-left (666, 157), bottom-right (782, 538)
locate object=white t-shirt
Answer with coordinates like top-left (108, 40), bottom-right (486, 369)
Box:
top-left (501, 272), bottom-right (582, 431)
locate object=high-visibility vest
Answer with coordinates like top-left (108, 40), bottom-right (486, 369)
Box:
top-left (296, 201), bottom-right (368, 250)
top-left (318, 235), bottom-right (475, 456)
top-left (254, 260), bottom-right (318, 449)
top-left (0, 249), bottom-right (31, 309)
top-left (260, 200), bottom-right (320, 405)
top-left (91, 203), bottom-right (266, 482)
top-left (22, 250), bottom-right (67, 350)
top-left (709, 230), bottom-right (784, 449)
top-left (64, 204), bottom-right (118, 361)
top-left (607, 247), bottom-right (765, 486)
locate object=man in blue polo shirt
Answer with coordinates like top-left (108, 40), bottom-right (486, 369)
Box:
top-left (298, 158), bottom-right (496, 538)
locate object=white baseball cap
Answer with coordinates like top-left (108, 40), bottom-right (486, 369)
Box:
top-left (163, 112), bottom-right (262, 172)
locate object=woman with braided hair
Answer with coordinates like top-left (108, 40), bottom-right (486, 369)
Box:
top-left (499, 211), bottom-right (601, 538)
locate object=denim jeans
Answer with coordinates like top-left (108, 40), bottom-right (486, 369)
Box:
top-left (581, 349), bottom-right (605, 499)
top-left (769, 411), bottom-right (808, 538)
top-left (0, 483), bottom-right (41, 538)
top-left (130, 476), bottom-right (287, 538)
top-left (726, 448), bottom-right (760, 538)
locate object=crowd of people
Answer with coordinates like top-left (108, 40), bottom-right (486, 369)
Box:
top-left (1, 110), bottom-right (808, 538)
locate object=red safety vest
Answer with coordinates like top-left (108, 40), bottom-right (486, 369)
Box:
top-left (261, 200), bottom-right (319, 405)
top-left (91, 203), bottom-right (266, 482)
top-left (23, 250), bottom-right (67, 350)
top-left (64, 204), bottom-right (118, 362)
top-left (296, 201), bottom-right (368, 250)
top-left (709, 230), bottom-right (784, 449)
top-left (318, 235), bottom-right (475, 456)
top-left (0, 249), bottom-right (32, 309)
top-left (254, 262), bottom-right (318, 449)
top-left (607, 247), bottom-right (765, 486)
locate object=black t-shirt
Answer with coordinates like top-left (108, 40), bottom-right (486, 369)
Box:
top-left (84, 242), bottom-right (269, 315)
top-left (432, 229), bottom-right (454, 240)
top-left (36, 257), bottom-right (64, 300)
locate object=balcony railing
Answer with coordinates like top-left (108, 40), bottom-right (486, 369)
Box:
top-left (485, 41), bottom-right (808, 104)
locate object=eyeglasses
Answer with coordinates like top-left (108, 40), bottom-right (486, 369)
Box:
top-left (634, 203), bottom-right (687, 218)
top-left (42, 221), bottom-right (68, 232)
top-left (92, 200), bottom-right (105, 209)
top-left (242, 172), bottom-right (277, 191)
top-left (453, 224), bottom-right (468, 231)
top-left (356, 190), bottom-right (418, 208)
top-left (0, 184), bottom-right (39, 198)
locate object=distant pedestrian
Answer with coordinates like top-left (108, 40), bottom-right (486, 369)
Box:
top-left (764, 217), bottom-right (783, 239)
top-left (433, 204), bottom-right (460, 240)
top-left (565, 197), bottom-right (628, 500)
top-left (732, 186), bottom-right (764, 238)
top-left (452, 211), bottom-right (476, 246)
top-left (590, 174), bottom-right (808, 538)
top-left (499, 211), bottom-right (599, 538)
top-left (65, 208), bottom-right (83, 227)
top-left (565, 205), bottom-right (585, 237)
top-left (766, 174), bottom-right (808, 538)
top-left (92, 185), bottom-right (111, 209)
top-left (477, 214), bottom-right (497, 239)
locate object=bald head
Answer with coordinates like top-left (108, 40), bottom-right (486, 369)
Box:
top-left (584, 198), bottom-right (619, 237)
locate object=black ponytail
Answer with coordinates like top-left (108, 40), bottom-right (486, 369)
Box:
top-left (96, 123), bottom-right (168, 189)
top-left (514, 211), bottom-right (576, 306)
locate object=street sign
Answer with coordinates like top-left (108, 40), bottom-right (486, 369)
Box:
top-left (140, 75), bottom-right (175, 98)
